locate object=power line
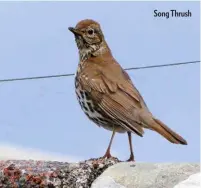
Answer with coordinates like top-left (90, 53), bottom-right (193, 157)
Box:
top-left (0, 60), bottom-right (199, 83)
top-left (124, 60), bottom-right (200, 71)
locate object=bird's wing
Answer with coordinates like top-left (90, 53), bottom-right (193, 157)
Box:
top-left (78, 60), bottom-right (149, 136)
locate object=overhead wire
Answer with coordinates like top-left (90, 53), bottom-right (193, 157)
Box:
top-left (0, 60), bottom-right (199, 83)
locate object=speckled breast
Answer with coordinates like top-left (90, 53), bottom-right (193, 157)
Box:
top-left (74, 74), bottom-right (114, 131)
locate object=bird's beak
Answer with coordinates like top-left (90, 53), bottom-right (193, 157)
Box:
top-left (68, 27), bottom-right (82, 36)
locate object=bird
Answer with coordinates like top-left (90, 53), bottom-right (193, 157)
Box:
top-left (68, 19), bottom-right (187, 161)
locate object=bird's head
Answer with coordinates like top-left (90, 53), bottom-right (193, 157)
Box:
top-left (69, 19), bottom-right (109, 61)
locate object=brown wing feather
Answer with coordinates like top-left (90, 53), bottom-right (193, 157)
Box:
top-left (99, 59), bottom-right (149, 110)
top-left (100, 93), bottom-right (144, 136)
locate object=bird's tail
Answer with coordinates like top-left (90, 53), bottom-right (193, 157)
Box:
top-left (151, 118), bottom-right (187, 145)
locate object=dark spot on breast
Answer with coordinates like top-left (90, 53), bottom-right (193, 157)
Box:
top-left (93, 117), bottom-right (101, 122)
top-left (87, 102), bottom-right (94, 113)
top-left (85, 112), bottom-right (90, 117)
top-left (83, 104), bottom-right (88, 111)
top-left (77, 95), bottom-right (81, 100)
top-left (97, 117), bottom-right (107, 122)
top-left (75, 77), bottom-right (79, 88)
top-left (92, 118), bottom-right (101, 125)
top-left (85, 92), bottom-right (90, 100)
top-left (80, 91), bottom-right (85, 98)
top-left (96, 108), bottom-right (102, 113)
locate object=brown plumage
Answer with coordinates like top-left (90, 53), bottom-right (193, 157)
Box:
top-left (69, 19), bottom-right (187, 161)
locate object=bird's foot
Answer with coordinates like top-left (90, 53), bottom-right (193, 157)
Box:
top-left (126, 155), bottom-right (135, 162)
top-left (102, 152), bottom-right (113, 159)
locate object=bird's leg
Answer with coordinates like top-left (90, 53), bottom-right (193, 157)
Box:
top-left (102, 128), bottom-right (116, 159)
top-left (127, 132), bottom-right (135, 162)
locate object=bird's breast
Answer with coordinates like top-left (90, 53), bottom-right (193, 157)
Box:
top-left (75, 82), bottom-right (103, 121)
top-left (74, 74), bottom-right (126, 133)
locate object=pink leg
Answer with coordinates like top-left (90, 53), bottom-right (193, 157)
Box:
top-left (127, 132), bottom-right (135, 161)
top-left (103, 129), bottom-right (116, 159)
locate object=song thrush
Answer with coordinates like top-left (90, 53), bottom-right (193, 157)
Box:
top-left (69, 19), bottom-right (187, 161)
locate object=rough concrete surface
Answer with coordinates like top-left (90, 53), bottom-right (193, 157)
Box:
top-left (91, 162), bottom-right (200, 188)
top-left (0, 158), bottom-right (119, 188)
top-left (0, 158), bottom-right (199, 188)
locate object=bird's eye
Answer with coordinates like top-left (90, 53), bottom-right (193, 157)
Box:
top-left (87, 29), bottom-right (94, 35)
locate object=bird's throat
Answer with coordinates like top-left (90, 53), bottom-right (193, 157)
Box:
top-left (79, 42), bottom-right (110, 62)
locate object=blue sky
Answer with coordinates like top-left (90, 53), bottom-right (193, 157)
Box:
top-left (0, 2), bottom-right (199, 162)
